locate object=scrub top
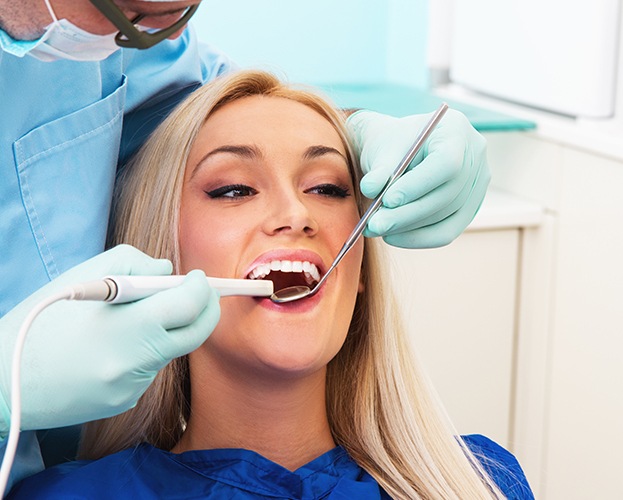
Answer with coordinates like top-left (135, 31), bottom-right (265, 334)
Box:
top-left (0, 25), bottom-right (232, 318)
top-left (7, 435), bottom-right (534, 499)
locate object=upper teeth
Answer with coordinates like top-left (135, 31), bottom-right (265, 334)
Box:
top-left (248, 260), bottom-right (320, 283)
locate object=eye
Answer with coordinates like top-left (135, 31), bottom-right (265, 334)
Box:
top-left (205, 184), bottom-right (258, 199)
top-left (306, 183), bottom-right (351, 199)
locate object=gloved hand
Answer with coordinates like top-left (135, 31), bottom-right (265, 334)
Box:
top-left (347, 109), bottom-right (491, 248)
top-left (0, 245), bottom-right (220, 435)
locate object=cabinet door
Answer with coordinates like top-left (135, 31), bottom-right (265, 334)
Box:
top-left (386, 229), bottom-right (519, 446)
top-left (543, 148), bottom-right (623, 500)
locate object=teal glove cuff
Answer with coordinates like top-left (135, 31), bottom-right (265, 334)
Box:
top-left (0, 334), bottom-right (12, 439)
top-left (0, 405), bottom-right (8, 440)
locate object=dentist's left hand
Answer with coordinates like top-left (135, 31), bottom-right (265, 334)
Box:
top-left (347, 108), bottom-right (490, 248)
top-left (0, 245), bottom-right (220, 435)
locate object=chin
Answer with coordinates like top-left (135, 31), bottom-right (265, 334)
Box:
top-left (255, 343), bottom-right (338, 379)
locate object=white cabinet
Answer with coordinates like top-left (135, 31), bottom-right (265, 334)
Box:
top-left (387, 189), bottom-right (543, 448)
top-left (449, 0), bottom-right (620, 118)
top-left (485, 131), bottom-right (623, 500)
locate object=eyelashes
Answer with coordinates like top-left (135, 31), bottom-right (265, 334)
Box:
top-left (304, 183), bottom-right (351, 198)
top-left (205, 183), bottom-right (351, 200)
top-left (205, 184), bottom-right (258, 199)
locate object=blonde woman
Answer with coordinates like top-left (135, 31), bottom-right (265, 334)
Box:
top-left (8, 71), bottom-right (533, 499)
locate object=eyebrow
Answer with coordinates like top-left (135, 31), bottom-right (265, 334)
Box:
top-left (191, 144), bottom-right (348, 179)
top-left (302, 145), bottom-right (348, 164)
top-left (191, 145), bottom-right (262, 179)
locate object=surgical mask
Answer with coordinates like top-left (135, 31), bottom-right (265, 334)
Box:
top-left (27, 18), bottom-right (119, 62)
top-left (0, 0), bottom-right (119, 62)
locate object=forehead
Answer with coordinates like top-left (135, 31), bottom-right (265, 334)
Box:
top-left (196, 95), bottom-right (345, 151)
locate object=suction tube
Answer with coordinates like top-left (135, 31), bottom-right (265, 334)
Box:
top-left (102, 275), bottom-right (273, 303)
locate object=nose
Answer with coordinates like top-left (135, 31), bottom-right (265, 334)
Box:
top-left (262, 191), bottom-right (319, 238)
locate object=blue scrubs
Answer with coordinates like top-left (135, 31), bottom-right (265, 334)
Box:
top-left (0, 24), bottom-right (232, 491)
top-left (6, 435), bottom-right (534, 499)
top-left (0, 25), bottom-right (231, 318)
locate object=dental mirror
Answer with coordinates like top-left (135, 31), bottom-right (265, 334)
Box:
top-left (270, 102), bottom-right (449, 304)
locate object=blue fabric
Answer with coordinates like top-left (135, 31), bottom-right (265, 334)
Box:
top-left (462, 435), bottom-right (535, 500)
top-left (0, 24), bottom-right (232, 492)
top-left (7, 435), bottom-right (533, 499)
top-left (0, 24), bottom-right (232, 319)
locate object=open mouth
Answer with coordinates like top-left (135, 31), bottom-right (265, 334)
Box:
top-left (247, 260), bottom-right (321, 292)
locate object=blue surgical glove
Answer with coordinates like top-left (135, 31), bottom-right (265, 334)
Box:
top-left (347, 109), bottom-right (491, 248)
top-left (0, 245), bottom-right (220, 435)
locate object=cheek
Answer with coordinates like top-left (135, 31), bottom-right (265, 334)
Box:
top-left (343, 239), bottom-right (364, 299)
top-left (179, 221), bottom-right (216, 274)
top-left (178, 205), bottom-right (244, 275)
top-left (321, 200), bottom-right (360, 240)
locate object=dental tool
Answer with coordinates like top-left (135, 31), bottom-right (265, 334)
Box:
top-left (101, 275), bottom-right (273, 303)
top-left (270, 102), bottom-right (449, 304)
top-left (63, 275), bottom-right (273, 304)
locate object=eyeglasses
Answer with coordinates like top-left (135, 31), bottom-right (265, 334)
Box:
top-left (88, 0), bottom-right (200, 50)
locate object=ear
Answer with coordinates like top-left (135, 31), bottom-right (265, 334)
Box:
top-left (358, 278), bottom-right (365, 293)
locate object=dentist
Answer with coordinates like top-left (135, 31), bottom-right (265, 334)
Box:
top-left (0, 0), bottom-right (490, 493)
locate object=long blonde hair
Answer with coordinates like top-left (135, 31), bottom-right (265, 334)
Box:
top-left (81, 70), bottom-right (505, 499)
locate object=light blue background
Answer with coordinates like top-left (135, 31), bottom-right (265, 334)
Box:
top-left (191, 0), bottom-right (430, 88)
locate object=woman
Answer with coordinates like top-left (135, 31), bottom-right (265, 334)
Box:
top-left (8, 70), bottom-right (532, 499)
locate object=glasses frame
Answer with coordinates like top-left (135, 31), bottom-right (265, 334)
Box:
top-left (88, 0), bottom-right (199, 50)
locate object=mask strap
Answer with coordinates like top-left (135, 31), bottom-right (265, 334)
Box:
top-left (43, 0), bottom-right (60, 24)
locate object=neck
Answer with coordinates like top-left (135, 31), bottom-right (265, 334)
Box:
top-left (172, 352), bottom-right (336, 471)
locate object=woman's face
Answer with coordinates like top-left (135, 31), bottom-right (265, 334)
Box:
top-left (179, 95), bottom-right (364, 379)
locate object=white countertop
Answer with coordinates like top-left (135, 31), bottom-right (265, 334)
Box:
top-left (468, 188), bottom-right (544, 231)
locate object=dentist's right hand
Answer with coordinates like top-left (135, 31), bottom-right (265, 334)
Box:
top-left (0, 245), bottom-right (220, 436)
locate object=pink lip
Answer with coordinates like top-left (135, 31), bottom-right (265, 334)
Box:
top-left (242, 248), bottom-right (326, 279)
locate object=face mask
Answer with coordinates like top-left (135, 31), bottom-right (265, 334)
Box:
top-left (0, 0), bottom-right (119, 62)
top-left (27, 19), bottom-right (119, 62)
